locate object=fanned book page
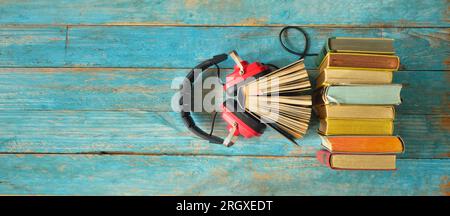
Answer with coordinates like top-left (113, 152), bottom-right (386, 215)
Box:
top-left (241, 60), bottom-right (312, 140)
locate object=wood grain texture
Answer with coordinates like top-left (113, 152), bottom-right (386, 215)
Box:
top-left (0, 154), bottom-right (448, 195)
top-left (0, 0), bottom-right (448, 27)
top-left (0, 27), bottom-right (66, 66)
top-left (0, 0), bottom-right (448, 196)
top-left (0, 68), bottom-right (447, 158)
top-left (1, 27), bottom-right (449, 70)
top-left (0, 69), bottom-right (447, 114)
top-left (0, 111), bottom-right (447, 159)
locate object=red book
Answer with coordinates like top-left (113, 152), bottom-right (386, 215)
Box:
top-left (317, 149), bottom-right (332, 166)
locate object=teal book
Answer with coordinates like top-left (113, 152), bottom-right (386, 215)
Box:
top-left (314, 84), bottom-right (402, 105)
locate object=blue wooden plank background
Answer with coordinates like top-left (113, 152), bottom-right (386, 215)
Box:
top-left (0, 0), bottom-right (448, 195)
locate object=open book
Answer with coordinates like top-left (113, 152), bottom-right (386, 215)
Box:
top-left (239, 60), bottom-right (312, 144)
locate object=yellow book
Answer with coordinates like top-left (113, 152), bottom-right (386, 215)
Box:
top-left (319, 118), bottom-right (394, 135)
top-left (331, 154), bottom-right (396, 170)
top-left (317, 150), bottom-right (397, 170)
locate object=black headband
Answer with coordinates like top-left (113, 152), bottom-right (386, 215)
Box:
top-left (179, 54), bottom-right (228, 144)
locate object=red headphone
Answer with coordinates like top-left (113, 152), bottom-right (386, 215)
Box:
top-left (180, 26), bottom-right (310, 147)
top-left (179, 52), bottom-right (273, 147)
top-left (221, 51), bottom-right (273, 146)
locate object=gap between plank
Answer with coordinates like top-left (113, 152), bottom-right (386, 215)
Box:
top-left (1, 24), bottom-right (449, 28)
top-left (0, 109), bottom-right (444, 116)
top-left (0, 151), bottom-right (445, 160)
top-left (0, 67), bottom-right (448, 72)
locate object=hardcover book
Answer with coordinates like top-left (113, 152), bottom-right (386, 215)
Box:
top-left (315, 68), bottom-right (393, 87)
top-left (317, 150), bottom-right (396, 170)
top-left (318, 53), bottom-right (400, 71)
top-left (319, 118), bottom-right (394, 135)
top-left (315, 37), bottom-right (395, 66)
top-left (313, 84), bottom-right (402, 105)
top-left (320, 135), bottom-right (404, 154)
top-left (313, 104), bottom-right (395, 119)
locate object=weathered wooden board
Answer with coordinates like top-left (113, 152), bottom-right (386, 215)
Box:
top-left (0, 0), bottom-right (448, 27)
top-left (383, 28), bottom-right (450, 71)
top-left (0, 69), bottom-right (447, 114)
top-left (1, 27), bottom-right (448, 70)
top-left (0, 68), bottom-right (177, 111)
top-left (0, 110), bottom-right (447, 158)
top-left (64, 27), bottom-right (450, 70)
top-left (393, 70), bottom-right (449, 115)
top-left (0, 0), bottom-right (448, 196)
top-left (0, 27), bottom-right (66, 66)
top-left (0, 154), bottom-right (448, 195)
top-left (0, 68), bottom-right (447, 158)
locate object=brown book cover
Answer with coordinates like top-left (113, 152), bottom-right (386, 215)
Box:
top-left (319, 53), bottom-right (400, 71)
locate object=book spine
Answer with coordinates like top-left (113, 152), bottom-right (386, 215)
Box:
top-left (315, 39), bottom-right (330, 67)
top-left (320, 119), bottom-right (394, 135)
top-left (397, 136), bottom-right (406, 153)
top-left (325, 85), bottom-right (402, 105)
top-left (331, 167), bottom-right (396, 171)
top-left (328, 54), bottom-right (400, 71)
top-left (324, 138), bottom-right (404, 154)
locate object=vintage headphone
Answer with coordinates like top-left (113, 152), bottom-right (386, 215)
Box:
top-left (180, 26), bottom-right (312, 147)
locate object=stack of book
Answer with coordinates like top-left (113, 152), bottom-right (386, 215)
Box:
top-left (314, 37), bottom-right (404, 170)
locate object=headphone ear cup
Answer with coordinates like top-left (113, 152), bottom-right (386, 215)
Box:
top-left (222, 99), bottom-right (266, 137)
